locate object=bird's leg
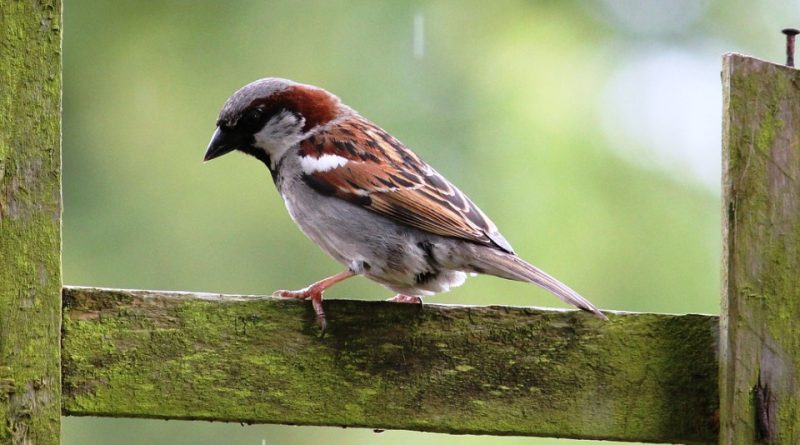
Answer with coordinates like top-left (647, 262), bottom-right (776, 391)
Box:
top-left (387, 294), bottom-right (423, 304)
top-left (273, 270), bottom-right (355, 330)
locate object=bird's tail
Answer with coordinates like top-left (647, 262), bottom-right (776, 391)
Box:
top-left (470, 249), bottom-right (607, 320)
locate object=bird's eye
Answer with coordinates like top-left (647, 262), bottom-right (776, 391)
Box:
top-left (240, 108), bottom-right (265, 130)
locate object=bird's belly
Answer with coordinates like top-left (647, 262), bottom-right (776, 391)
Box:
top-left (280, 179), bottom-right (468, 296)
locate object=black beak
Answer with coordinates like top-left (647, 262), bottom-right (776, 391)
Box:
top-left (204, 127), bottom-right (242, 162)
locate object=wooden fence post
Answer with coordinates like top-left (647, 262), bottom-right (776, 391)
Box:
top-left (721, 53), bottom-right (800, 443)
top-left (0, 1), bottom-right (63, 444)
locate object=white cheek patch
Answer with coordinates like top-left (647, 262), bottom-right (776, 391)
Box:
top-left (300, 154), bottom-right (349, 173)
top-left (251, 111), bottom-right (306, 168)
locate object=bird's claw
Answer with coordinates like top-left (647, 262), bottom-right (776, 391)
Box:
top-left (272, 288), bottom-right (328, 332)
top-left (387, 294), bottom-right (423, 304)
top-left (272, 288), bottom-right (311, 299)
top-left (311, 297), bottom-right (328, 333)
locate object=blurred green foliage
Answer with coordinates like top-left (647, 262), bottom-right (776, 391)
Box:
top-left (61, 0), bottom-right (797, 444)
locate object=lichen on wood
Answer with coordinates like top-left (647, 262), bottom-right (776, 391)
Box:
top-left (0, 1), bottom-right (63, 444)
top-left (720, 53), bottom-right (800, 444)
top-left (62, 287), bottom-right (718, 443)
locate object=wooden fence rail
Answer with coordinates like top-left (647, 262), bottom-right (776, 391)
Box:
top-left (2, 2), bottom-right (800, 444)
top-left (62, 287), bottom-right (718, 444)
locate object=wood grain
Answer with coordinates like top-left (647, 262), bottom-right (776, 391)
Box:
top-left (0, 1), bottom-right (63, 444)
top-left (63, 286), bottom-right (718, 443)
top-left (721, 53), bottom-right (800, 444)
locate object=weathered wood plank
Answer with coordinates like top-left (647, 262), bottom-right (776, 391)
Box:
top-left (62, 287), bottom-right (718, 443)
top-left (720, 53), bottom-right (800, 443)
top-left (0, 1), bottom-right (63, 444)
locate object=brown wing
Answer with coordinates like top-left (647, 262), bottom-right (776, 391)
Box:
top-left (298, 115), bottom-right (515, 253)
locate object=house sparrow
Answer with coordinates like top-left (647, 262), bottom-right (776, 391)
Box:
top-left (204, 78), bottom-right (607, 329)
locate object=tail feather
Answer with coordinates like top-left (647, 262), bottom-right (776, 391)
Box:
top-left (472, 250), bottom-right (607, 320)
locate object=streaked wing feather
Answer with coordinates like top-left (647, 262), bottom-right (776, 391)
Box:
top-left (299, 116), bottom-right (512, 252)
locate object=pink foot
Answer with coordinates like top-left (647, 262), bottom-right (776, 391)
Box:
top-left (273, 287), bottom-right (327, 331)
top-left (271, 271), bottom-right (355, 332)
top-left (387, 294), bottom-right (423, 304)
top-left (273, 287), bottom-right (318, 300)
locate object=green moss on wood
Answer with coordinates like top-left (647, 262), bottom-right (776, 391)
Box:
top-left (62, 287), bottom-right (718, 443)
top-left (0, 1), bottom-right (63, 444)
top-left (721, 53), bottom-right (800, 444)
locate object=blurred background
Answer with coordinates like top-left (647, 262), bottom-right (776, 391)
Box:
top-left (62, 0), bottom-right (800, 444)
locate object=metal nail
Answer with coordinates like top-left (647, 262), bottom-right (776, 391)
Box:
top-left (783, 28), bottom-right (799, 67)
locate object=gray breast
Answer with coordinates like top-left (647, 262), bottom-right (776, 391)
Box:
top-left (276, 154), bottom-right (470, 296)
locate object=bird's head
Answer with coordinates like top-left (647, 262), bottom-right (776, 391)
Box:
top-left (204, 78), bottom-right (342, 168)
